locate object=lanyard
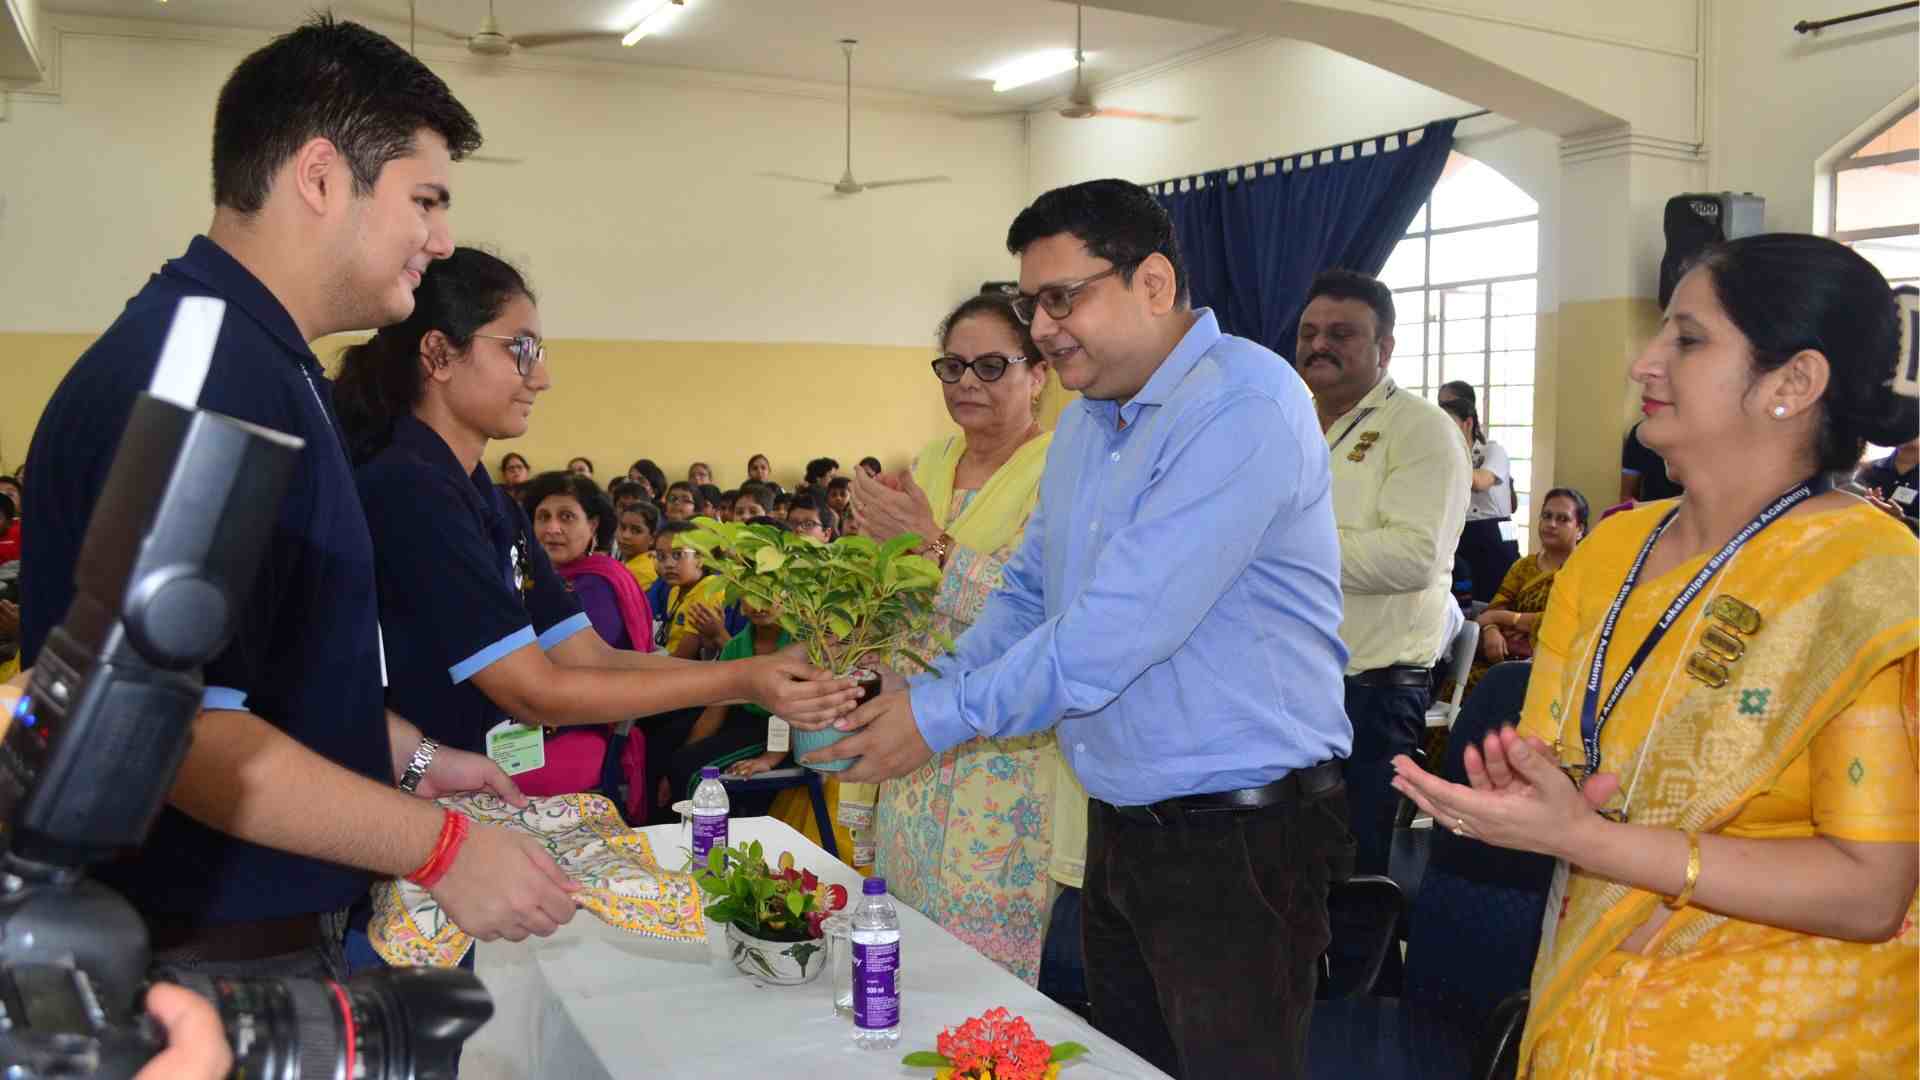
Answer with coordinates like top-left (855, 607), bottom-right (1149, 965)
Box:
top-left (1578, 476), bottom-right (1828, 775)
top-left (1328, 385), bottom-right (1395, 454)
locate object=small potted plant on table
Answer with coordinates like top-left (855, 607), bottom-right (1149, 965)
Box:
top-left (682, 518), bottom-right (951, 770)
top-left (696, 840), bottom-right (850, 985)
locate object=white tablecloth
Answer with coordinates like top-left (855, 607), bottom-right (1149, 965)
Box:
top-left (463, 816), bottom-right (1170, 1080)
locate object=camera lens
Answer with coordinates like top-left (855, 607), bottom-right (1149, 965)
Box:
top-left (166, 967), bottom-right (491, 1080)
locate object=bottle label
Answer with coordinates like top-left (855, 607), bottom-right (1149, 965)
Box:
top-left (691, 812), bottom-right (727, 865)
top-left (852, 938), bottom-right (899, 1029)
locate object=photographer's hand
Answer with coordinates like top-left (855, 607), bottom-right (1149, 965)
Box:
top-left (428, 824), bottom-right (581, 942)
top-left (135, 983), bottom-right (231, 1080)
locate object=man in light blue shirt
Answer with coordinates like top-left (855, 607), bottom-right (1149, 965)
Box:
top-left (806, 180), bottom-right (1353, 1079)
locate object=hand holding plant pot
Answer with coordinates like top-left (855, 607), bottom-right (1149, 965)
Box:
top-left (684, 519), bottom-right (953, 770)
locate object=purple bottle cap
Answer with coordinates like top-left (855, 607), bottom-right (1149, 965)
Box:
top-left (863, 877), bottom-right (887, 895)
top-left (700, 766), bottom-right (720, 779)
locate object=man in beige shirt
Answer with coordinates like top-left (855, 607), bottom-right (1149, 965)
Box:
top-left (1294, 269), bottom-right (1469, 876)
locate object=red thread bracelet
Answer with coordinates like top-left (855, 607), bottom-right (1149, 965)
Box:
top-left (406, 810), bottom-right (470, 888)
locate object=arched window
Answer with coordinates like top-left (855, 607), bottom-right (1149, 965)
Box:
top-left (1377, 152), bottom-right (1540, 529)
top-left (1828, 103), bottom-right (1918, 288)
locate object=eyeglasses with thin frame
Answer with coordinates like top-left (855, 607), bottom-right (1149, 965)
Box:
top-left (472, 333), bottom-right (546, 377)
top-left (1008, 263), bottom-right (1134, 325)
top-left (931, 353), bottom-right (1030, 384)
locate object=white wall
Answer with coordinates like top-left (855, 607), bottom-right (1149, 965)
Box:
top-left (1028, 36), bottom-right (1477, 194)
top-left (1707, 0), bottom-right (1919, 233)
top-left (0, 18), bottom-right (1031, 345)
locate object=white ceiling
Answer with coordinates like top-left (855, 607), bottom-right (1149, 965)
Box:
top-left (43, 1), bottom-right (1245, 107)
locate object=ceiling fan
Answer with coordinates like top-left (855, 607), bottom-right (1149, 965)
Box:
top-left (760, 40), bottom-right (951, 197)
top-left (1058, 4), bottom-right (1193, 124)
top-left (349, 0), bottom-right (631, 58)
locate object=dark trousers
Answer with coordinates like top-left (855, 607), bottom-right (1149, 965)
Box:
top-left (1037, 885), bottom-right (1088, 1016)
top-left (1340, 680), bottom-right (1429, 876)
top-left (1083, 787), bottom-right (1348, 1080)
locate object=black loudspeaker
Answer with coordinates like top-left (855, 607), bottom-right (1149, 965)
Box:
top-left (1658, 192), bottom-right (1765, 307)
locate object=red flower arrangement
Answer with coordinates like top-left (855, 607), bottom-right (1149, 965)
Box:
top-left (902, 1007), bottom-right (1088, 1080)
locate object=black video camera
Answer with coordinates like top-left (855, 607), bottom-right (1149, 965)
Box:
top-left (0, 299), bottom-right (491, 1079)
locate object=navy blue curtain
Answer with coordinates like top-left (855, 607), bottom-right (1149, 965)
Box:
top-left (1156, 118), bottom-right (1457, 359)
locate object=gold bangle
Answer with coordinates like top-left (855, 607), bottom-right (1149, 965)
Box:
top-left (1664, 830), bottom-right (1701, 910)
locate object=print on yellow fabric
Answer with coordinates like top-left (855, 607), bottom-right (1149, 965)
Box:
top-left (370, 792), bottom-right (706, 967)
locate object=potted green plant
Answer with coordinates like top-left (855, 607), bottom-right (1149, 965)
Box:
top-left (682, 518), bottom-right (953, 770)
top-left (695, 840), bottom-right (849, 985)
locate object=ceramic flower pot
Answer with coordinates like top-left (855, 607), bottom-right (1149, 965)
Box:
top-left (725, 922), bottom-right (827, 986)
top-left (793, 668), bottom-right (883, 773)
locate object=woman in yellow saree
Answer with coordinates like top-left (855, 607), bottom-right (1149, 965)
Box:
top-left (1391, 234), bottom-right (1918, 1078)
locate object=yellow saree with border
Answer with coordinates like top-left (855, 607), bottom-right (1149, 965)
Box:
top-left (1516, 500), bottom-right (1919, 1079)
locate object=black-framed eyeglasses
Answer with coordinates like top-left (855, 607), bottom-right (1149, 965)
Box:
top-left (473, 333), bottom-right (546, 377)
top-left (1009, 263), bottom-right (1133, 325)
top-left (931, 353), bottom-right (1029, 384)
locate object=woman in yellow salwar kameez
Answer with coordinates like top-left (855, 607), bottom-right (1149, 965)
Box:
top-left (1392, 234), bottom-right (1919, 1079)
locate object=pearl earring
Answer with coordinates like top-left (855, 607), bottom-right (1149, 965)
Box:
top-left (1772, 404), bottom-right (1789, 419)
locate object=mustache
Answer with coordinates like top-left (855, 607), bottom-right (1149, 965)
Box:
top-left (1301, 352), bottom-right (1341, 368)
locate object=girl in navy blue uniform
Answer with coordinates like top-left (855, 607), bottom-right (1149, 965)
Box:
top-left (331, 253), bottom-right (860, 944)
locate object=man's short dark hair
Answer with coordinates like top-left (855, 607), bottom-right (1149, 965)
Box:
top-left (804, 458), bottom-right (840, 485)
top-left (610, 479), bottom-right (646, 502)
top-left (739, 482), bottom-right (776, 507)
top-left (827, 476), bottom-right (851, 494)
top-left (620, 500), bottom-right (662, 533)
top-left (1304, 269), bottom-right (1395, 337)
top-left (1007, 179), bottom-right (1189, 308)
top-left (658, 520), bottom-right (698, 540)
top-left (213, 16), bottom-right (482, 214)
top-left (858, 456), bottom-right (883, 474)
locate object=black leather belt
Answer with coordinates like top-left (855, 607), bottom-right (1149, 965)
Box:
top-left (1105, 761), bottom-right (1344, 826)
top-left (1346, 665), bottom-right (1431, 690)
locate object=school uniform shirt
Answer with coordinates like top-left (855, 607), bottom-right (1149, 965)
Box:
top-left (1324, 376), bottom-right (1471, 674)
top-left (356, 416), bottom-right (591, 755)
top-left (624, 553), bottom-right (659, 591)
top-left (1466, 439), bottom-right (1514, 522)
top-left (20, 235), bottom-right (389, 927)
top-left (660, 576), bottom-right (728, 655)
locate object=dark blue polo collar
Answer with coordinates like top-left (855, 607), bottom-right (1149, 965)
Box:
top-left (164, 235), bottom-right (317, 363)
top-left (387, 414), bottom-right (519, 552)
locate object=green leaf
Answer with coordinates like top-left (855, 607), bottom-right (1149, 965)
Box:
top-left (1050, 1042), bottom-right (1090, 1062)
top-left (755, 546), bottom-right (787, 573)
top-left (751, 878), bottom-right (777, 903)
top-left (748, 839), bottom-right (764, 864)
top-left (784, 889), bottom-right (805, 917)
top-left (834, 535), bottom-right (880, 557)
top-left (900, 1052), bottom-right (952, 1067)
top-left (826, 613), bottom-right (853, 639)
top-left (878, 533), bottom-right (921, 562)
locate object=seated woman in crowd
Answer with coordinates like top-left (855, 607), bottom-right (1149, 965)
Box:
top-left (857, 456), bottom-right (883, 479)
top-left (825, 292), bottom-right (1086, 985)
top-left (566, 456), bottom-right (594, 477)
top-left (1442, 389), bottom-right (1520, 604)
top-left (1465, 486), bottom-right (1589, 694)
top-left (627, 458), bottom-right (667, 502)
top-left (746, 453), bottom-right (782, 496)
top-left (688, 461), bottom-right (713, 487)
top-left (333, 247), bottom-right (861, 833)
top-left (498, 451), bottom-right (530, 502)
top-left (1393, 234), bottom-right (1917, 1077)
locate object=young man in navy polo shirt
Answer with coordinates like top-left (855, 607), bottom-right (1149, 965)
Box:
top-left (20, 17), bottom-right (579, 977)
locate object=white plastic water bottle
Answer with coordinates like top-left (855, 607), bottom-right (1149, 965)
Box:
top-left (850, 877), bottom-right (901, 1048)
top-left (689, 766), bottom-right (729, 866)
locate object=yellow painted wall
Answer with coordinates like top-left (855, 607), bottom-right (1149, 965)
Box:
top-left (3, 332), bottom-right (1071, 491)
top-left (1551, 297), bottom-right (1662, 510)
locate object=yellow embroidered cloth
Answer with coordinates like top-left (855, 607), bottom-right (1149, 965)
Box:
top-left (370, 792), bottom-right (705, 967)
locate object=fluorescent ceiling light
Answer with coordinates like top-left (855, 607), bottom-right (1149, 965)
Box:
top-left (622, 0), bottom-right (685, 46)
top-left (987, 50), bottom-right (1080, 93)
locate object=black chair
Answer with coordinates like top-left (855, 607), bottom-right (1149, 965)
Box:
top-left (1318, 875), bottom-right (1403, 1000)
top-left (1308, 661), bottom-right (1552, 1080)
top-left (1470, 993), bottom-right (1529, 1080)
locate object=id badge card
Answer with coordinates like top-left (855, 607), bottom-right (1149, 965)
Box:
top-left (766, 715), bottom-right (791, 754)
top-left (486, 719), bottom-right (546, 775)
top-left (1893, 484), bottom-right (1916, 507)
top-left (1498, 519), bottom-right (1520, 543)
